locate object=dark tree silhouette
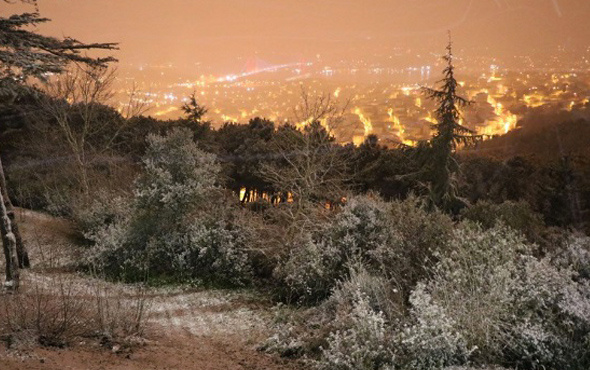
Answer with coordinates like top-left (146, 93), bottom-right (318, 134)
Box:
top-left (0, 3), bottom-right (117, 290)
top-left (181, 92), bottom-right (208, 124)
top-left (421, 37), bottom-right (480, 214)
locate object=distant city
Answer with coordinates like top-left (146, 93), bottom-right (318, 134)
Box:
top-left (111, 46), bottom-right (590, 146)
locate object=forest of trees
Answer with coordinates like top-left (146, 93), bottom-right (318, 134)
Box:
top-left (2, 3), bottom-right (590, 370)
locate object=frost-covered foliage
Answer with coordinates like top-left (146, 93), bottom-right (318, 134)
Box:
top-left (85, 128), bottom-right (253, 285)
top-left (405, 223), bottom-right (590, 369)
top-left (268, 203), bottom-right (590, 370)
top-left (274, 195), bottom-right (394, 303)
top-left (264, 267), bottom-right (398, 369)
top-left (262, 266), bottom-right (401, 363)
top-left (371, 195), bottom-right (453, 291)
top-left (410, 223), bottom-right (529, 363)
top-left (275, 195), bottom-right (453, 304)
top-left (504, 256), bottom-right (590, 369)
top-left (319, 290), bottom-right (396, 370)
top-left (133, 128), bottom-right (219, 216)
top-left (328, 266), bottom-right (403, 323)
top-left (401, 283), bottom-right (473, 369)
top-left (552, 234), bottom-right (590, 279)
top-left (74, 190), bottom-right (131, 235)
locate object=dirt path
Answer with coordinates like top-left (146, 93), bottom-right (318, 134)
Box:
top-left (0, 209), bottom-right (299, 370)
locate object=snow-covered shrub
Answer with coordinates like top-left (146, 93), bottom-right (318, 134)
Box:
top-left (180, 217), bottom-right (253, 285)
top-left (133, 127), bottom-right (219, 217)
top-left (260, 319), bottom-right (307, 359)
top-left (552, 234), bottom-right (590, 279)
top-left (328, 265), bottom-right (403, 324)
top-left (276, 232), bottom-right (343, 304)
top-left (401, 283), bottom-right (474, 369)
top-left (263, 266), bottom-right (401, 363)
top-left (314, 267), bottom-right (402, 369)
top-left (405, 222), bottom-right (590, 369)
top-left (274, 195), bottom-right (394, 304)
top-left (504, 256), bottom-right (590, 369)
top-left (402, 223), bottom-right (530, 365)
top-left (318, 290), bottom-right (396, 370)
top-left (371, 195), bottom-right (453, 291)
top-left (85, 128), bottom-right (253, 285)
top-left (275, 195), bottom-right (453, 304)
top-left (73, 190), bottom-right (131, 236)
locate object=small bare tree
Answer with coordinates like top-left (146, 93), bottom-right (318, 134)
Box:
top-left (38, 66), bottom-right (144, 196)
top-left (120, 81), bottom-right (151, 120)
top-left (261, 89), bottom-right (351, 233)
top-left (40, 67), bottom-right (116, 194)
top-left (291, 85), bottom-right (350, 135)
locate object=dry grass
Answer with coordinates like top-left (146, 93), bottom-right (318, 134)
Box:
top-left (0, 273), bottom-right (150, 349)
top-left (0, 208), bottom-right (151, 350)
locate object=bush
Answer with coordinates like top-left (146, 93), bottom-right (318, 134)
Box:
top-left (85, 128), bottom-right (254, 285)
top-left (461, 200), bottom-right (545, 245)
top-left (328, 265), bottom-right (404, 324)
top-left (503, 256), bottom-right (590, 369)
top-left (401, 283), bottom-right (474, 369)
top-left (370, 195), bottom-right (453, 293)
top-left (73, 190), bottom-right (131, 236)
top-left (404, 222), bottom-right (590, 369)
top-left (552, 234), bottom-right (590, 279)
top-left (319, 289), bottom-right (396, 370)
top-left (263, 266), bottom-right (399, 368)
top-left (267, 204), bottom-right (590, 370)
top-left (274, 196), bottom-right (393, 304)
top-left (274, 195), bottom-right (453, 304)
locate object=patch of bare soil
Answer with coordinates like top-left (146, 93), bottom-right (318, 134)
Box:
top-left (0, 333), bottom-right (299, 370)
top-left (0, 209), bottom-right (301, 370)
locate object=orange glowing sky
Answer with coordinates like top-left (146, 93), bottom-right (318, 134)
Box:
top-left (4, 0), bottom-right (590, 72)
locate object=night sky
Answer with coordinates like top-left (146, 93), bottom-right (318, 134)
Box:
top-left (5, 0), bottom-right (590, 71)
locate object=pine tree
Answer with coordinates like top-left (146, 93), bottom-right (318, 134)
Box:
top-left (0, 3), bottom-right (117, 290)
top-left (181, 92), bottom-right (208, 124)
top-left (421, 36), bottom-right (480, 214)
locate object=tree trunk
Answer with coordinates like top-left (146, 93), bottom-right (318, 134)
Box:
top-left (0, 156), bottom-right (29, 268)
top-left (0, 187), bottom-right (19, 291)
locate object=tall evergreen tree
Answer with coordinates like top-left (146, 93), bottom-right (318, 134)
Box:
top-left (421, 36), bottom-right (480, 214)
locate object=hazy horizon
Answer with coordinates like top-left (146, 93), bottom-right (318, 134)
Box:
top-left (6, 0), bottom-right (590, 75)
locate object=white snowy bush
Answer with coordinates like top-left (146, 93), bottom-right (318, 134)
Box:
top-left (74, 190), bottom-right (131, 235)
top-left (328, 265), bottom-right (403, 323)
top-left (275, 195), bottom-right (453, 304)
top-left (85, 128), bottom-right (253, 285)
top-left (552, 234), bottom-right (590, 279)
top-left (370, 195), bottom-right (453, 291)
top-left (268, 209), bottom-right (590, 369)
top-left (318, 289), bottom-right (396, 370)
top-left (404, 222), bottom-right (590, 369)
top-left (274, 195), bottom-right (393, 303)
top-left (401, 282), bottom-right (474, 369)
top-left (135, 128), bottom-right (219, 212)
